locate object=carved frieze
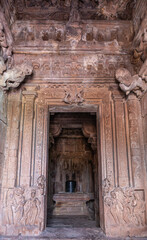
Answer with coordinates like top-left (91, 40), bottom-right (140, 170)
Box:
top-left (12, 21), bottom-right (133, 50)
top-left (14, 54), bottom-right (133, 82)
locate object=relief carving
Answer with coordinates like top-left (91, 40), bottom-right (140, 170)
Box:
top-left (3, 176), bottom-right (45, 232)
top-left (63, 89), bottom-right (84, 105)
top-left (0, 57), bottom-right (33, 91)
top-left (37, 175), bottom-right (46, 195)
top-left (0, 10), bottom-right (13, 66)
top-left (22, 189), bottom-right (42, 230)
top-left (66, 0), bottom-right (82, 48)
top-left (115, 60), bottom-right (147, 98)
top-left (133, 12), bottom-right (147, 62)
top-left (104, 187), bottom-right (146, 227)
top-left (5, 187), bottom-right (25, 225)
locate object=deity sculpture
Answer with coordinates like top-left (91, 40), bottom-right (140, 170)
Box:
top-left (23, 189), bottom-right (41, 226)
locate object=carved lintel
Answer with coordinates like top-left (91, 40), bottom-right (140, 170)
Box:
top-left (22, 90), bottom-right (37, 100)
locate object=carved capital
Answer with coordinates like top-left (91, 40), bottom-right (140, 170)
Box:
top-left (22, 90), bottom-right (37, 101)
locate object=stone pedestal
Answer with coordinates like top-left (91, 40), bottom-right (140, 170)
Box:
top-left (53, 192), bottom-right (94, 216)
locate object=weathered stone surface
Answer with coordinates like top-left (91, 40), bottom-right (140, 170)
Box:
top-left (0, 0), bottom-right (147, 239)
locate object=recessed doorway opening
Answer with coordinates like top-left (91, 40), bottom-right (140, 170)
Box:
top-left (47, 111), bottom-right (99, 228)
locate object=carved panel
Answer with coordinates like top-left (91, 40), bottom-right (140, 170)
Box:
top-left (2, 176), bottom-right (45, 235)
top-left (12, 21), bottom-right (133, 50)
top-left (33, 104), bottom-right (45, 185)
top-left (104, 186), bottom-right (146, 228)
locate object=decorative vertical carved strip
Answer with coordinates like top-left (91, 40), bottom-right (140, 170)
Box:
top-left (17, 99), bottom-right (25, 186)
top-left (19, 91), bottom-right (37, 186)
top-left (33, 103), bottom-right (44, 185)
top-left (103, 98), bottom-right (114, 187)
top-left (124, 101), bottom-right (133, 187)
top-left (127, 95), bottom-right (145, 188)
top-left (112, 92), bottom-right (129, 187)
top-left (111, 101), bottom-right (118, 187)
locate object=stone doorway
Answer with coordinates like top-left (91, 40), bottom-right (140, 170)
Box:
top-left (47, 111), bottom-right (99, 228)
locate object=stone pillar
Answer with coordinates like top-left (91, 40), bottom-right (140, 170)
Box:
top-left (127, 94), bottom-right (145, 188)
top-left (18, 91), bottom-right (37, 186)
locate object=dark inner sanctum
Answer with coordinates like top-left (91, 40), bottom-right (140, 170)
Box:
top-left (47, 112), bottom-right (99, 227)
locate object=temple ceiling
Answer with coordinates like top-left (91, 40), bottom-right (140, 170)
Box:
top-left (13, 0), bottom-right (135, 21)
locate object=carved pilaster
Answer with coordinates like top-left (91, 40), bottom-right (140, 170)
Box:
top-left (2, 92), bottom-right (21, 188)
top-left (18, 91), bottom-right (37, 186)
top-left (112, 91), bottom-right (130, 187)
top-left (127, 94), bottom-right (145, 188)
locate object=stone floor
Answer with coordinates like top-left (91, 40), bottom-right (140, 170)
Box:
top-left (1, 216), bottom-right (147, 240)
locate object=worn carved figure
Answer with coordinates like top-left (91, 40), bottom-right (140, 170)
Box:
top-left (115, 63), bottom-right (147, 97)
top-left (0, 59), bottom-right (33, 90)
top-left (23, 189), bottom-right (41, 226)
top-left (37, 175), bottom-right (46, 195)
top-left (104, 186), bottom-right (146, 227)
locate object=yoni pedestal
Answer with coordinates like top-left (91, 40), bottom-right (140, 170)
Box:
top-left (53, 192), bottom-right (94, 216)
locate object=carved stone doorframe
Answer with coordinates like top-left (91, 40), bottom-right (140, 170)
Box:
top-left (1, 86), bottom-right (147, 237)
top-left (47, 104), bottom-right (103, 229)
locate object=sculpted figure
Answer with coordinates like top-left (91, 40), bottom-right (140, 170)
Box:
top-left (0, 56), bottom-right (6, 74)
top-left (102, 178), bottom-right (111, 196)
top-left (139, 59), bottom-right (147, 82)
top-left (63, 90), bottom-right (72, 104)
top-left (0, 62), bottom-right (33, 90)
top-left (5, 189), bottom-right (15, 225)
top-left (74, 90), bottom-right (84, 104)
top-left (110, 189), bottom-right (124, 225)
top-left (13, 188), bottom-right (25, 225)
top-left (0, 21), bottom-right (13, 66)
top-left (37, 175), bottom-right (46, 195)
top-left (23, 189), bottom-right (41, 226)
top-left (132, 192), bottom-right (145, 226)
top-left (115, 67), bottom-right (146, 96)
